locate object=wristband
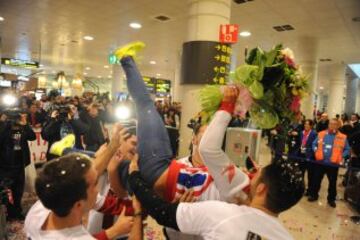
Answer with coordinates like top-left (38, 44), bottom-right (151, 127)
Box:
top-left (134, 211), bottom-right (143, 217)
top-left (219, 101), bottom-right (235, 114)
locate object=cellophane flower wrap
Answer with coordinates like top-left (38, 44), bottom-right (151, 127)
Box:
top-left (199, 44), bottom-right (309, 129)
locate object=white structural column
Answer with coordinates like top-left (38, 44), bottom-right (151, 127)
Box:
top-left (327, 63), bottom-right (346, 117)
top-left (344, 68), bottom-right (359, 114)
top-left (177, 0), bottom-right (231, 157)
top-left (297, 37), bottom-right (319, 119)
top-left (111, 64), bottom-right (125, 99)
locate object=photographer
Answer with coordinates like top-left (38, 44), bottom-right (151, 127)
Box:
top-left (0, 110), bottom-right (36, 220)
top-left (80, 103), bottom-right (106, 151)
top-left (41, 104), bottom-right (89, 160)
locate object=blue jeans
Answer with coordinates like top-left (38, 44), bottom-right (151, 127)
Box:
top-left (120, 57), bottom-right (173, 186)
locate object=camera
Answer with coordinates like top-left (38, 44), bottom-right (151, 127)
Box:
top-left (50, 104), bottom-right (71, 121)
top-left (1, 108), bottom-right (26, 126)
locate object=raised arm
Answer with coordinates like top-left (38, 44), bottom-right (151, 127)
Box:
top-left (93, 124), bottom-right (129, 175)
top-left (199, 86), bottom-right (249, 201)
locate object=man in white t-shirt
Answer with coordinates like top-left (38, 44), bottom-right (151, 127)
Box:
top-left (24, 153), bottom-right (136, 240)
top-left (128, 148), bottom-right (304, 240)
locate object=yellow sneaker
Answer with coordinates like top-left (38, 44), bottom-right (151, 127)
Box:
top-left (114, 41), bottom-right (145, 60)
top-left (50, 134), bottom-right (75, 156)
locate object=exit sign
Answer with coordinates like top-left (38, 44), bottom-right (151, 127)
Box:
top-left (219, 24), bottom-right (239, 43)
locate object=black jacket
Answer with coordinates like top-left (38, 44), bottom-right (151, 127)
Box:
top-left (0, 122), bottom-right (36, 169)
top-left (79, 111), bottom-right (105, 151)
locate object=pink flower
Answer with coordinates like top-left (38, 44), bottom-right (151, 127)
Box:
top-left (290, 96), bottom-right (301, 112)
top-left (284, 56), bottom-right (297, 69)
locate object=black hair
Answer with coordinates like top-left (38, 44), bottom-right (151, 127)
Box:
top-left (260, 159), bottom-right (304, 214)
top-left (351, 113), bottom-right (360, 120)
top-left (35, 153), bottom-right (92, 217)
top-left (305, 119), bottom-right (314, 127)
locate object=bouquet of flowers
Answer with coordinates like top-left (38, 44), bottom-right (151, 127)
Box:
top-left (199, 44), bottom-right (309, 129)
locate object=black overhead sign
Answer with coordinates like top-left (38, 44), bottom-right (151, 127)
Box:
top-left (142, 76), bottom-right (171, 97)
top-left (181, 41), bottom-right (231, 85)
top-left (155, 79), bottom-right (171, 97)
top-left (1, 58), bottom-right (39, 69)
top-left (143, 76), bottom-right (156, 94)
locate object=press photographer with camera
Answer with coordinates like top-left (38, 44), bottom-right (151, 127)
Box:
top-left (0, 109), bottom-right (36, 221)
top-left (79, 102), bottom-right (106, 151)
top-left (41, 104), bottom-right (89, 160)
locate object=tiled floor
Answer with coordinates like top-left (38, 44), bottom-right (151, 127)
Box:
top-left (6, 142), bottom-right (360, 240)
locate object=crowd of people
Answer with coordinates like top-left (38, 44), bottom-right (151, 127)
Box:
top-left (0, 89), bottom-right (182, 223)
top-left (0, 42), bottom-right (359, 239)
top-left (267, 111), bottom-right (360, 209)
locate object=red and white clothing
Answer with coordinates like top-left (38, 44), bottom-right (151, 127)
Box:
top-left (198, 110), bottom-right (250, 201)
top-left (165, 110), bottom-right (249, 203)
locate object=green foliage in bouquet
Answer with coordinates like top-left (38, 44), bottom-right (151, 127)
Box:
top-left (198, 85), bottom-right (223, 124)
top-left (233, 44), bottom-right (309, 129)
top-left (198, 44), bottom-right (309, 129)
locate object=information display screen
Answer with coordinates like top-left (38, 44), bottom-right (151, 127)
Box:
top-left (143, 76), bottom-right (156, 94)
top-left (181, 41), bottom-right (231, 85)
top-left (1, 58), bottom-right (39, 69)
top-left (155, 79), bottom-right (171, 97)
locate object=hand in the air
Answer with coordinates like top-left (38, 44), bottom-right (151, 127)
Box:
top-left (223, 85), bottom-right (239, 104)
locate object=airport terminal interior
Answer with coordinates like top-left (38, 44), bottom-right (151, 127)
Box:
top-left (0, 0), bottom-right (359, 239)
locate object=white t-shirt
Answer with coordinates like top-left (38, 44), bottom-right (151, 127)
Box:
top-left (87, 173), bottom-right (110, 234)
top-left (177, 201), bottom-right (294, 240)
top-left (24, 201), bottom-right (95, 240)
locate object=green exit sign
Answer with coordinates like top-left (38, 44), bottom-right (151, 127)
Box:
top-left (108, 54), bottom-right (119, 65)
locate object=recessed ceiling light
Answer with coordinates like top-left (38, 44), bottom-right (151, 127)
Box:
top-left (83, 72), bottom-right (88, 75)
top-left (97, 75), bottom-right (102, 78)
top-left (39, 64), bottom-right (44, 67)
top-left (156, 73), bottom-right (161, 77)
top-left (108, 75), bottom-right (112, 78)
top-left (239, 31), bottom-right (251, 37)
top-left (0, 16), bottom-right (4, 21)
top-left (104, 65), bottom-right (109, 69)
top-left (150, 61), bottom-right (156, 65)
top-left (83, 35), bottom-right (94, 41)
top-left (319, 86), bottom-right (324, 90)
top-left (85, 67), bottom-right (91, 70)
top-left (129, 22), bottom-right (142, 29)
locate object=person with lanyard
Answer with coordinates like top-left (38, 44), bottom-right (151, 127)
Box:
top-left (309, 118), bottom-right (350, 207)
top-left (297, 119), bottom-right (317, 196)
